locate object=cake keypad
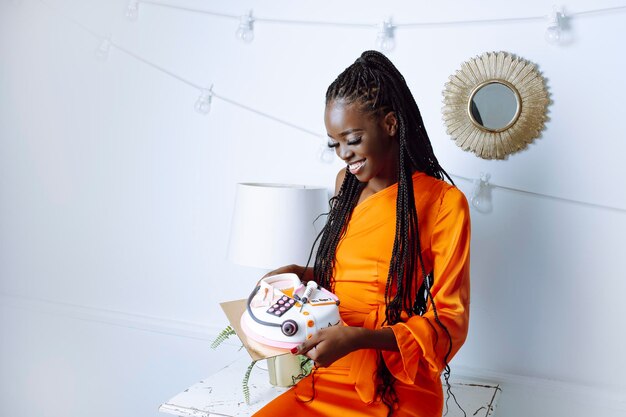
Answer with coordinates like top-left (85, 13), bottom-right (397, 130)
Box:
top-left (267, 295), bottom-right (295, 317)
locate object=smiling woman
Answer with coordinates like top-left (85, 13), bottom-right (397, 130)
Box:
top-left (252, 50), bottom-right (471, 417)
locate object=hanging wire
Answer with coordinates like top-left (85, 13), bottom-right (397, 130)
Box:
top-left (112, 39), bottom-right (323, 137)
top-left (37, 0), bottom-right (102, 38)
top-left (450, 174), bottom-right (626, 214)
top-left (398, 15), bottom-right (543, 29)
top-left (212, 92), bottom-right (322, 138)
top-left (138, 0), bottom-right (240, 20)
top-left (253, 18), bottom-right (372, 28)
top-left (136, 1), bottom-right (626, 29)
top-left (573, 5), bottom-right (626, 17)
top-left (137, 0), bottom-right (373, 27)
top-left (113, 41), bottom-right (203, 90)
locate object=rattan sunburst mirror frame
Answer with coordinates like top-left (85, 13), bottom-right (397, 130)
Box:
top-left (442, 51), bottom-right (549, 160)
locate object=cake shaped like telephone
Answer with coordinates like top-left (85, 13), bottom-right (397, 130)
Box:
top-left (240, 273), bottom-right (341, 349)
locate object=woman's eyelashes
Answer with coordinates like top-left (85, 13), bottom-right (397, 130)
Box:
top-left (327, 137), bottom-right (362, 148)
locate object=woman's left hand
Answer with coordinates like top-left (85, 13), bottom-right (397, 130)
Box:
top-left (291, 325), bottom-right (364, 368)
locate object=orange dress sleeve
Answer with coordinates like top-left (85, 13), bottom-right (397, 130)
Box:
top-left (381, 187), bottom-right (471, 383)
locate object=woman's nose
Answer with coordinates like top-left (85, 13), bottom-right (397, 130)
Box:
top-left (337, 144), bottom-right (354, 161)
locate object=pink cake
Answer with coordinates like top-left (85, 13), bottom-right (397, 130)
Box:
top-left (240, 273), bottom-right (341, 349)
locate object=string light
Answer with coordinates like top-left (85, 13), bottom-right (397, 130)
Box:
top-left (126, 1), bottom-right (626, 50)
top-left (318, 141), bottom-right (336, 164)
top-left (95, 36), bottom-right (112, 61)
top-left (25, 0), bottom-right (626, 213)
top-left (194, 87), bottom-right (213, 115)
top-left (126, 0), bottom-right (139, 21)
top-left (375, 18), bottom-right (395, 52)
top-left (470, 173), bottom-right (493, 214)
top-left (545, 5), bottom-right (564, 44)
top-left (236, 10), bottom-right (255, 43)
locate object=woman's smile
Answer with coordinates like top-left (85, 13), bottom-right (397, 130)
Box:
top-left (348, 159), bottom-right (366, 175)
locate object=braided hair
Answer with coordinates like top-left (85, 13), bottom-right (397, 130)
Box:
top-left (313, 50), bottom-right (455, 415)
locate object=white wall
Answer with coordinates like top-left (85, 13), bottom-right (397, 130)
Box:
top-left (1, 0), bottom-right (625, 416)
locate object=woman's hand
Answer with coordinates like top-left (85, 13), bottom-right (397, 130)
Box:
top-left (291, 325), bottom-right (364, 368)
top-left (291, 325), bottom-right (399, 368)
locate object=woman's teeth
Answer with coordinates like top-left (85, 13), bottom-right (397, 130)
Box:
top-left (349, 160), bottom-right (365, 173)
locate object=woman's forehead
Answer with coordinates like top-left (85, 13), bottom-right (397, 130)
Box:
top-left (324, 101), bottom-right (380, 137)
top-left (325, 101), bottom-right (364, 125)
top-left (325, 100), bottom-right (376, 120)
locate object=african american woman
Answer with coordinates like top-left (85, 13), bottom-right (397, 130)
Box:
top-left (253, 50), bottom-right (471, 417)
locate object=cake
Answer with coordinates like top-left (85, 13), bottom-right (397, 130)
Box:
top-left (240, 273), bottom-right (341, 349)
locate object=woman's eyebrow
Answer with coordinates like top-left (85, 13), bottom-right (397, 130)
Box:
top-left (327, 128), bottom-right (364, 139)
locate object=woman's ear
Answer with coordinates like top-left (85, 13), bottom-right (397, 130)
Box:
top-left (383, 111), bottom-right (397, 137)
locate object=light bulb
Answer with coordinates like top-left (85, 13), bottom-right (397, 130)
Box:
top-left (470, 172), bottom-right (493, 214)
top-left (545, 26), bottom-right (561, 43)
top-left (318, 143), bottom-right (336, 164)
top-left (375, 35), bottom-right (396, 53)
top-left (236, 11), bottom-right (255, 43)
top-left (545, 6), bottom-right (563, 44)
top-left (375, 19), bottom-right (396, 52)
top-left (126, 0), bottom-right (139, 21)
top-left (195, 88), bottom-right (213, 115)
top-left (95, 37), bottom-right (112, 61)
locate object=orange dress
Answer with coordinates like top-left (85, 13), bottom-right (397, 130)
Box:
top-left (253, 171), bottom-right (471, 417)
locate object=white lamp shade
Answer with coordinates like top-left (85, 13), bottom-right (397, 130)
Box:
top-left (227, 183), bottom-right (329, 270)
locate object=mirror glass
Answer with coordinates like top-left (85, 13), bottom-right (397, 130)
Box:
top-left (469, 82), bottom-right (519, 131)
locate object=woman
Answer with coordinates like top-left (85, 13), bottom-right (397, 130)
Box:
top-left (254, 50), bottom-right (470, 417)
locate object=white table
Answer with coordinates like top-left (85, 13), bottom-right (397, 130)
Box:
top-left (159, 351), bottom-right (501, 417)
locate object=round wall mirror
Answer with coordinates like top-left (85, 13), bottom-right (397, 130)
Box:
top-left (469, 81), bottom-right (520, 132)
top-left (442, 51), bottom-right (549, 159)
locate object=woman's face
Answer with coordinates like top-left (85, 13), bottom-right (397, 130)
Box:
top-left (324, 100), bottom-right (399, 191)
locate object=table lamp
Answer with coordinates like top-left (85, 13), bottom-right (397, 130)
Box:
top-left (227, 182), bottom-right (329, 386)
